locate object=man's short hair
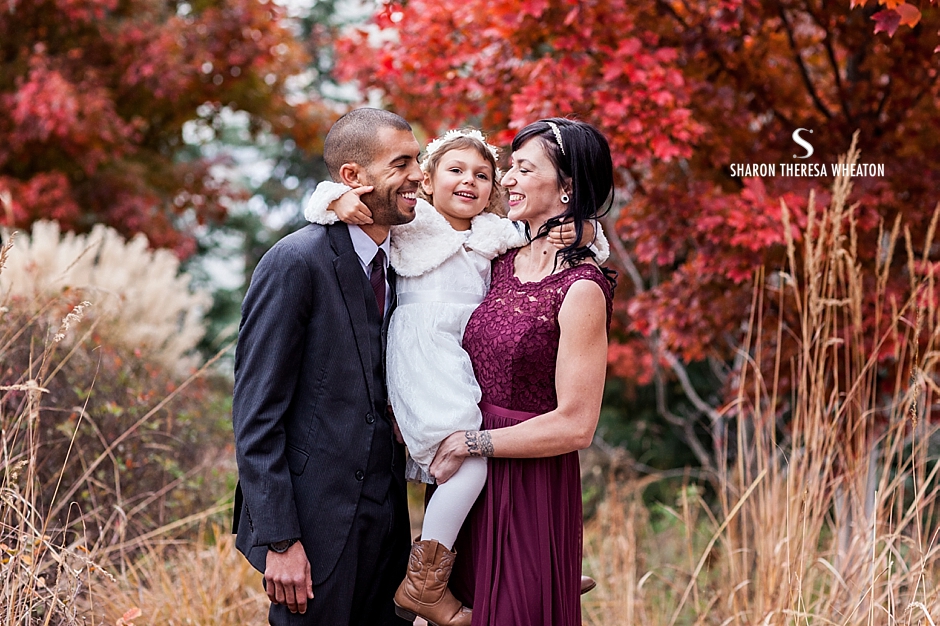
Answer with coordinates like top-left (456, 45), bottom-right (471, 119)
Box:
top-left (323, 108), bottom-right (412, 180)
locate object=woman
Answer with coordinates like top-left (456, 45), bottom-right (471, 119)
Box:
top-left (429, 118), bottom-right (616, 626)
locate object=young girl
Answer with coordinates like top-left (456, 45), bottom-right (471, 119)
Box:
top-left (304, 129), bottom-right (607, 625)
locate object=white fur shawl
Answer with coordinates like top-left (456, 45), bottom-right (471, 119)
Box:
top-left (303, 181), bottom-right (610, 277)
top-left (392, 200), bottom-right (525, 276)
top-left (303, 181), bottom-right (347, 225)
top-left (304, 182), bottom-right (524, 277)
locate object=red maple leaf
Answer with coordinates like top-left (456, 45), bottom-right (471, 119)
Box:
top-left (872, 9), bottom-right (903, 36)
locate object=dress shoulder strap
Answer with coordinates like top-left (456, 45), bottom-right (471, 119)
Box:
top-left (556, 263), bottom-right (614, 326)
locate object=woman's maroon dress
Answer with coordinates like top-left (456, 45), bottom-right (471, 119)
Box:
top-left (452, 248), bottom-right (613, 626)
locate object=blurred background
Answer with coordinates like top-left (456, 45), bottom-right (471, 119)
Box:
top-left (2, 0), bottom-right (939, 623)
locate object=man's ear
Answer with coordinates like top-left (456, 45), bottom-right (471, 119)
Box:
top-left (338, 163), bottom-right (364, 187)
top-left (420, 171), bottom-right (433, 196)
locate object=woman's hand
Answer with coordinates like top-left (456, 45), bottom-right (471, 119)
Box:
top-left (547, 219), bottom-right (597, 249)
top-left (430, 431), bottom-right (471, 484)
top-left (329, 186), bottom-right (374, 225)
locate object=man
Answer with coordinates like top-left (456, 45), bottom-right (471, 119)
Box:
top-left (232, 108), bottom-right (422, 625)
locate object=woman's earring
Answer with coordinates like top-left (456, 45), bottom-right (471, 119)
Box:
top-left (561, 193), bottom-right (570, 204)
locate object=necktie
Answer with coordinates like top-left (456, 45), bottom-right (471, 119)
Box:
top-left (369, 248), bottom-right (386, 318)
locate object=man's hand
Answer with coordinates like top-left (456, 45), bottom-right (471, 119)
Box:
top-left (265, 541), bottom-right (314, 614)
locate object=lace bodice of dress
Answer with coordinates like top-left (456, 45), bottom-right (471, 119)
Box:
top-left (462, 248), bottom-right (613, 414)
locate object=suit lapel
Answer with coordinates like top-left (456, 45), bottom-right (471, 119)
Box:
top-left (382, 267), bottom-right (398, 357)
top-left (329, 224), bottom-right (376, 405)
top-left (386, 269), bottom-right (397, 327)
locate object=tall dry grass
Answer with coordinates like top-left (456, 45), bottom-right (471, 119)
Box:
top-left (0, 225), bottom-right (243, 625)
top-left (89, 526), bottom-right (268, 625)
top-left (582, 135), bottom-right (940, 624)
top-left (0, 220), bottom-right (209, 373)
top-left (0, 233), bottom-right (107, 625)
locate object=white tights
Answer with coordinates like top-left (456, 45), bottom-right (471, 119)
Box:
top-left (421, 456), bottom-right (487, 550)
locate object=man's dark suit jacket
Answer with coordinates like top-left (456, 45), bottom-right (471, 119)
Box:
top-left (231, 222), bottom-right (407, 585)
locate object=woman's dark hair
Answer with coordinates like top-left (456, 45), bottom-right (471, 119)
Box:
top-left (511, 118), bottom-right (616, 283)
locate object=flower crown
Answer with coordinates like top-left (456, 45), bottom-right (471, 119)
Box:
top-left (422, 129), bottom-right (501, 176)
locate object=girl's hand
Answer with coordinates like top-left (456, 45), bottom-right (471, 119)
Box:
top-left (429, 431), bottom-right (470, 484)
top-left (330, 186), bottom-right (374, 225)
top-left (548, 219), bottom-right (597, 249)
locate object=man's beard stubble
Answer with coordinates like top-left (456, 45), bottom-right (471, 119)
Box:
top-left (361, 183), bottom-right (416, 227)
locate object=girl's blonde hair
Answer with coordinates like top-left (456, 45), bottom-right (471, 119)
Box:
top-left (418, 132), bottom-right (506, 218)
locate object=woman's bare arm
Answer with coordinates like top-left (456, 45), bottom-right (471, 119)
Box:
top-left (430, 279), bottom-right (608, 482)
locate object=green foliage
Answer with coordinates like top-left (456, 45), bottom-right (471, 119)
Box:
top-left (599, 377), bottom-right (707, 470)
top-left (598, 368), bottom-right (718, 505)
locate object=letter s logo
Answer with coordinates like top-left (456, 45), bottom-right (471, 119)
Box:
top-left (792, 128), bottom-right (814, 159)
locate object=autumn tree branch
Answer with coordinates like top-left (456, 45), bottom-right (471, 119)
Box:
top-left (823, 33), bottom-right (855, 125)
top-left (778, 2), bottom-right (834, 120)
top-left (655, 0), bottom-right (797, 129)
top-left (601, 213), bottom-right (644, 293)
top-left (602, 212), bottom-right (721, 470)
top-left (875, 74), bottom-right (893, 119)
top-left (661, 350), bottom-right (724, 426)
top-left (653, 350), bottom-right (717, 472)
top-left (801, 0), bottom-right (853, 124)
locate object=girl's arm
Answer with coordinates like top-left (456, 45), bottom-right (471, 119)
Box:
top-left (304, 181), bottom-right (374, 225)
top-left (429, 279), bottom-right (608, 481)
top-left (496, 219), bottom-right (610, 263)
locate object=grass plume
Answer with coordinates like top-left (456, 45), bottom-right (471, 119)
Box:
top-left (582, 133), bottom-right (940, 625)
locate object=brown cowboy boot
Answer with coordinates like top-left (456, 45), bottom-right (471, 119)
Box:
top-left (581, 575), bottom-right (597, 594)
top-left (393, 539), bottom-right (472, 626)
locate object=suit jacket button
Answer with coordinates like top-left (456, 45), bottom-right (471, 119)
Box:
top-left (365, 413), bottom-right (375, 424)
top-left (355, 470), bottom-right (364, 481)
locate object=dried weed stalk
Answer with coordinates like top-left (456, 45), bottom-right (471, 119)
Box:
top-left (583, 132), bottom-right (940, 625)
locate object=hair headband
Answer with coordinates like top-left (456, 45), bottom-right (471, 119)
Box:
top-left (546, 121), bottom-right (565, 155)
top-left (422, 129), bottom-right (501, 175)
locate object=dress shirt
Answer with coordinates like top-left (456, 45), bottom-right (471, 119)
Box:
top-left (347, 224), bottom-right (392, 314)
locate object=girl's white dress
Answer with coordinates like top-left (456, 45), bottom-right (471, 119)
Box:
top-left (304, 182), bottom-right (609, 482)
